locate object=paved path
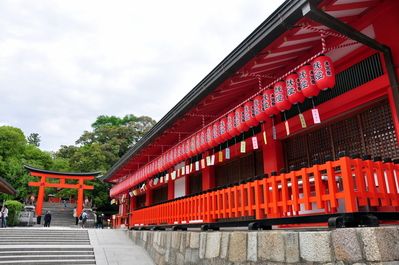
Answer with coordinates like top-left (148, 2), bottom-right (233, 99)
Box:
top-left (88, 228), bottom-right (156, 265)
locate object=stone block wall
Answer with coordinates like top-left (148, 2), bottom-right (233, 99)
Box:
top-left (127, 227), bottom-right (399, 264)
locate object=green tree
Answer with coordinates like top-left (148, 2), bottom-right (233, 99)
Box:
top-left (75, 115), bottom-right (156, 159)
top-left (90, 114), bottom-right (137, 130)
top-left (23, 145), bottom-right (53, 170)
top-left (4, 200), bottom-right (24, 226)
top-left (27, 133), bottom-right (41, 147)
top-left (0, 126), bottom-right (55, 202)
top-left (0, 126), bottom-right (26, 159)
top-left (64, 114), bottom-right (156, 210)
top-left (53, 145), bottom-right (79, 159)
top-left (69, 143), bottom-right (110, 172)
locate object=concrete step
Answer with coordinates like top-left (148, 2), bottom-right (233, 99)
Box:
top-left (0, 228), bottom-right (96, 264)
top-left (0, 246), bottom-right (94, 251)
top-left (0, 250), bottom-right (94, 256)
top-left (0, 241), bottom-right (90, 245)
top-left (0, 259), bottom-right (96, 264)
top-left (0, 254), bottom-right (95, 261)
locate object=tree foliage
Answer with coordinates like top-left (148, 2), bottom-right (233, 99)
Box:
top-left (0, 126), bottom-right (27, 159)
top-left (4, 200), bottom-right (24, 226)
top-left (90, 114), bottom-right (138, 130)
top-left (0, 114), bottom-right (156, 213)
top-left (27, 133), bottom-right (41, 147)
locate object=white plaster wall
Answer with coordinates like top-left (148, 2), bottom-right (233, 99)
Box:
top-left (174, 176), bottom-right (186, 198)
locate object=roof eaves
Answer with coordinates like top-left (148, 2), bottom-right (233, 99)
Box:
top-left (100, 0), bottom-right (319, 182)
top-left (0, 176), bottom-right (19, 195)
top-left (24, 164), bottom-right (102, 177)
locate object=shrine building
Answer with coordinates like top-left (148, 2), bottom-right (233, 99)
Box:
top-left (100, 0), bottom-right (399, 229)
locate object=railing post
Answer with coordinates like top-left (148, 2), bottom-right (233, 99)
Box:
top-left (339, 153), bottom-right (358, 213)
top-left (253, 175), bottom-right (263, 220)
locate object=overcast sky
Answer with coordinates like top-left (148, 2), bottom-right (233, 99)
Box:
top-left (0, 0), bottom-right (285, 152)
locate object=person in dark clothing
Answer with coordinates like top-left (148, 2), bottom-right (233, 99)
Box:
top-left (97, 214), bottom-right (104, 229)
top-left (44, 211), bottom-right (52, 227)
top-left (81, 210), bottom-right (88, 228)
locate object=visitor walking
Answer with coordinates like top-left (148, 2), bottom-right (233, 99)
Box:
top-left (44, 211), bottom-right (52, 227)
top-left (63, 200), bottom-right (67, 209)
top-left (73, 207), bottom-right (78, 225)
top-left (81, 210), bottom-right (88, 228)
top-left (1, 205), bottom-right (8, 227)
top-left (97, 214), bottom-right (104, 229)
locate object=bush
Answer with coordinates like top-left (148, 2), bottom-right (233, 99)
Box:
top-left (4, 200), bottom-right (24, 226)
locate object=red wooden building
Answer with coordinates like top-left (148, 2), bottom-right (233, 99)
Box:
top-left (100, 0), bottom-right (399, 229)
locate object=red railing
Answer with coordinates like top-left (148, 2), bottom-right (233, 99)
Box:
top-left (128, 154), bottom-right (399, 227)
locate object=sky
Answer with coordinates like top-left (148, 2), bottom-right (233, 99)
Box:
top-left (0, 0), bottom-right (285, 152)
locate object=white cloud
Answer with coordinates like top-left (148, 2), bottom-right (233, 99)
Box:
top-left (0, 0), bottom-right (285, 151)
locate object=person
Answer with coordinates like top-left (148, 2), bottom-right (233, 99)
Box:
top-left (81, 210), bottom-right (88, 228)
top-left (97, 214), bottom-right (104, 229)
top-left (73, 207), bottom-right (78, 225)
top-left (1, 205), bottom-right (8, 227)
top-left (63, 200), bottom-right (67, 209)
top-left (30, 195), bottom-right (35, 205)
top-left (44, 211), bottom-right (52, 227)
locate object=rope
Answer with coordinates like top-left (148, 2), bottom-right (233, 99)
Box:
top-left (303, 25), bottom-right (352, 40)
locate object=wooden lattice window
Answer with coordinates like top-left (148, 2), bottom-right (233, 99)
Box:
top-left (189, 172), bottom-right (202, 194)
top-left (284, 101), bottom-right (399, 169)
top-left (136, 194), bottom-right (146, 208)
top-left (152, 185), bottom-right (168, 204)
top-left (215, 151), bottom-right (264, 187)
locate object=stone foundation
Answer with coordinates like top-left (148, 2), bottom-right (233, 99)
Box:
top-left (127, 226), bottom-right (399, 264)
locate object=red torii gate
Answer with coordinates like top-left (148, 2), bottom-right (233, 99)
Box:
top-left (24, 164), bottom-right (101, 220)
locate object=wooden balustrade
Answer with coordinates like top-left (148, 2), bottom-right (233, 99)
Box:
top-left (128, 154), bottom-right (399, 227)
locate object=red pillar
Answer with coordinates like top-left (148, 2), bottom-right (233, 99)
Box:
top-left (128, 195), bottom-right (137, 227)
top-left (262, 128), bottom-right (284, 175)
top-left (167, 177), bottom-right (175, 200)
top-left (35, 176), bottom-right (46, 216)
top-left (185, 175), bottom-right (190, 195)
top-left (77, 178), bottom-right (84, 217)
top-left (145, 189), bottom-right (153, 206)
top-left (202, 162), bottom-right (215, 191)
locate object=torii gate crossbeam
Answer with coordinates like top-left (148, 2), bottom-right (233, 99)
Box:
top-left (24, 164), bottom-right (101, 220)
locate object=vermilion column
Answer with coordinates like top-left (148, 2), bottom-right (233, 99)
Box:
top-left (262, 124), bottom-right (283, 174)
top-left (77, 178), bottom-right (85, 217)
top-left (145, 188), bottom-right (153, 206)
top-left (202, 161), bottom-right (215, 191)
top-left (167, 178), bottom-right (175, 200)
top-left (35, 176), bottom-right (47, 216)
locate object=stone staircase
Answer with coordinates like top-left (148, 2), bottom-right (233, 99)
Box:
top-left (0, 228), bottom-right (96, 264)
top-left (41, 201), bottom-right (79, 227)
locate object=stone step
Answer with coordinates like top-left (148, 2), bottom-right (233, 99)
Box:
top-left (0, 233), bottom-right (87, 236)
top-left (0, 241), bottom-right (90, 245)
top-left (0, 228), bottom-right (96, 264)
top-left (0, 240), bottom-right (90, 244)
top-left (0, 254), bottom-right (95, 261)
top-left (0, 250), bottom-right (94, 256)
top-left (0, 237), bottom-right (89, 241)
top-left (0, 235), bottom-right (89, 240)
top-left (0, 259), bottom-right (96, 264)
top-left (0, 246), bottom-right (94, 252)
top-left (0, 233), bottom-right (89, 237)
top-left (0, 230), bottom-right (87, 234)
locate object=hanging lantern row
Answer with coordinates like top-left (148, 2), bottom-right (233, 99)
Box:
top-left (153, 55), bottom-right (336, 170)
top-left (110, 55), bottom-right (336, 195)
top-left (273, 54), bottom-right (335, 113)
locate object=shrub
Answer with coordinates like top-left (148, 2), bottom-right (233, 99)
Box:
top-left (4, 200), bottom-right (24, 226)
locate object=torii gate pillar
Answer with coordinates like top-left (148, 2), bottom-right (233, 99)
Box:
top-left (24, 164), bottom-right (101, 220)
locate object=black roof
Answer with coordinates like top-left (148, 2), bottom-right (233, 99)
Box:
top-left (0, 176), bottom-right (18, 195)
top-left (24, 164), bottom-right (102, 177)
top-left (99, 0), bottom-right (315, 182)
